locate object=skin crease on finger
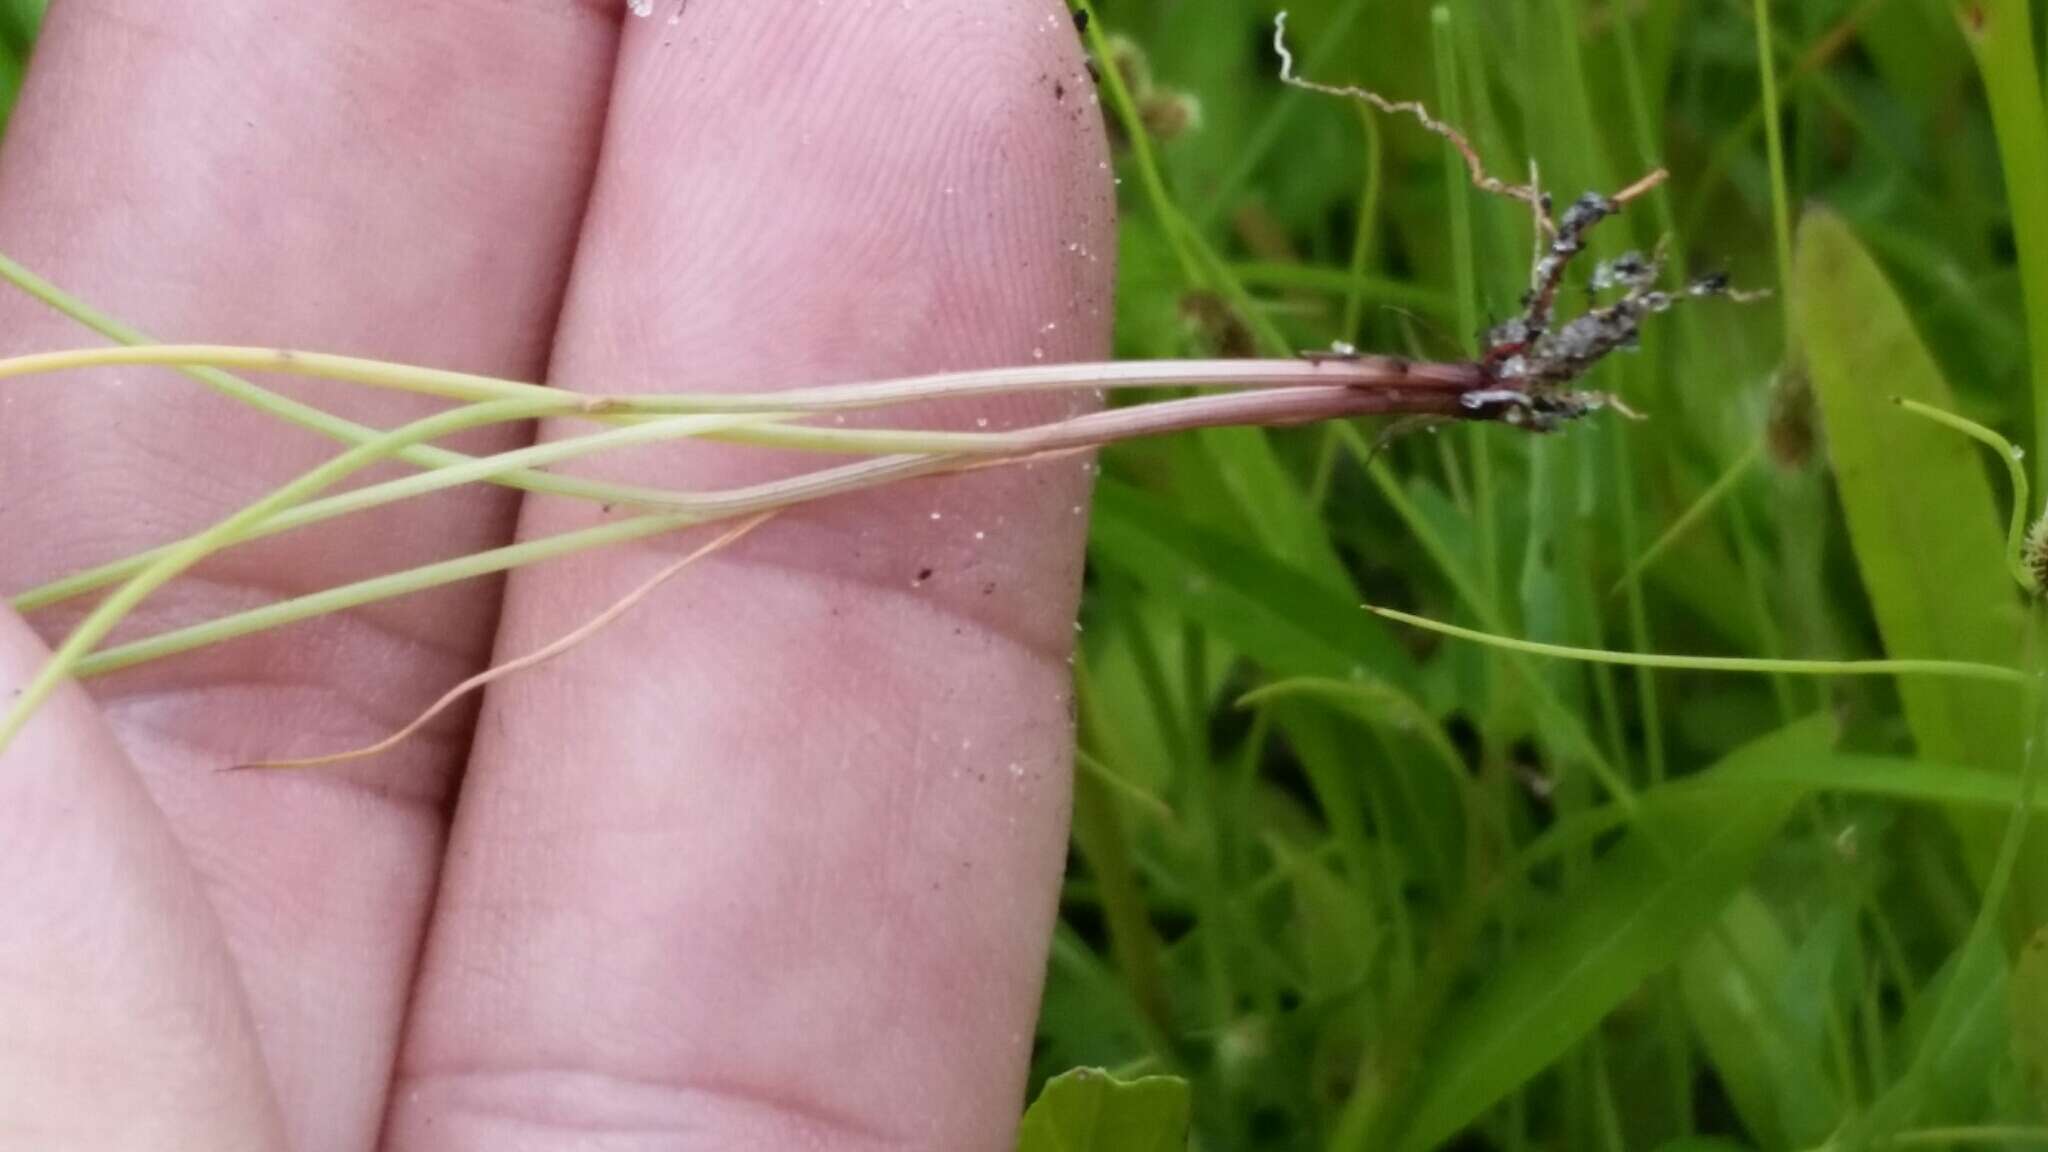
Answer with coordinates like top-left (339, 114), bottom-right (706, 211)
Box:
top-left (383, 2), bottom-right (1115, 1150)
top-left (0, 0), bottom-right (619, 1148)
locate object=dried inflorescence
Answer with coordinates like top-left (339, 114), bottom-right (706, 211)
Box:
top-left (1471, 188), bottom-right (1751, 428)
top-left (1273, 12), bottom-right (1759, 433)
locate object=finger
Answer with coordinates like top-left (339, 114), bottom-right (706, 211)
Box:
top-left (0, 607), bottom-right (280, 1148)
top-left (0, 2), bottom-right (618, 1145)
top-left (387, 2), bottom-right (1113, 1149)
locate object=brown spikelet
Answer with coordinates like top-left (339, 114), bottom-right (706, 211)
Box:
top-left (1138, 90), bottom-right (1202, 142)
top-left (1765, 359), bottom-right (1818, 471)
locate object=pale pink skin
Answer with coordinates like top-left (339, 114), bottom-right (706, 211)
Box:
top-left (0, 2), bottom-right (1112, 1149)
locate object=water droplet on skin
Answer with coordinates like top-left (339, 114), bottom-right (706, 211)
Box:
top-left (976, 417), bottom-right (989, 428)
top-left (930, 511), bottom-right (943, 521)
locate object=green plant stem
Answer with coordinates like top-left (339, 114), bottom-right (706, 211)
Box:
top-left (17, 377), bottom-right (1486, 620)
top-left (67, 371), bottom-right (1473, 675)
top-left (0, 252), bottom-right (684, 511)
top-left (0, 396), bottom-right (566, 753)
top-left (0, 342), bottom-right (1483, 414)
top-left (10, 410), bottom-right (789, 612)
top-left (1341, 107), bottom-right (1385, 344)
top-left (73, 509), bottom-right (704, 678)
top-left (1431, 4), bottom-right (1503, 684)
top-left (1751, 0), bottom-right (1797, 317)
top-left (1893, 396), bottom-right (2036, 591)
top-left (1839, 603), bottom-right (2048, 1148)
top-left (1073, 0), bottom-right (1203, 287)
top-left (1368, 605), bottom-right (2030, 685)
top-left (1346, 428), bottom-right (1637, 814)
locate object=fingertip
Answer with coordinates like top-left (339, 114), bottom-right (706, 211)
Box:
top-left (0, 609), bottom-right (281, 1145)
top-left (574, 0), bottom-right (1114, 392)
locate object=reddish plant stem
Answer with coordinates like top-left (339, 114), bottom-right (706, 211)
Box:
top-left (955, 376), bottom-right (1483, 454)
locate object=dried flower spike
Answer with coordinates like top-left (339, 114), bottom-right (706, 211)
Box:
top-left (1272, 12), bottom-right (1760, 431)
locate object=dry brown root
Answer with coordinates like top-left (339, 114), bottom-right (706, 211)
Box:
top-left (235, 512), bottom-right (774, 771)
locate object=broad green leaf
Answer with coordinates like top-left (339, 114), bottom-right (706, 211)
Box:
top-left (1016, 1067), bottom-right (1191, 1152)
top-left (1796, 209), bottom-right (2038, 906)
top-left (1393, 717), bottom-right (1831, 1152)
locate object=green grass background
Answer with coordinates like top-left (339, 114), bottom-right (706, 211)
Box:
top-left (7, 1), bottom-right (2048, 1149)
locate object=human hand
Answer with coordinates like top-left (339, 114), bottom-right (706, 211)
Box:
top-left (0, 2), bottom-right (1111, 1148)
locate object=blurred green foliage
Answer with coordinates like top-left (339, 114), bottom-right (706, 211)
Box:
top-left (1057, 0), bottom-right (2048, 1149)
